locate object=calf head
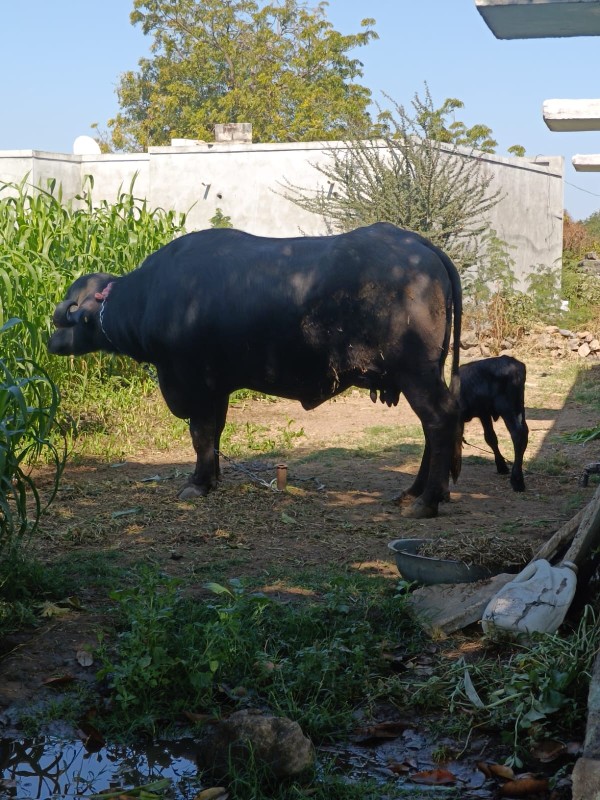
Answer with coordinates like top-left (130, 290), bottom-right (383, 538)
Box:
top-left (48, 272), bottom-right (116, 356)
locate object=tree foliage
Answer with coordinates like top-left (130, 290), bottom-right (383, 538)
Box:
top-left (581, 209), bottom-right (600, 241)
top-left (561, 211), bottom-right (600, 326)
top-left (285, 87), bottom-right (503, 269)
top-left (108, 0), bottom-right (378, 151)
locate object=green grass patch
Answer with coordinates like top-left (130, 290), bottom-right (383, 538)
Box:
top-left (96, 568), bottom-right (419, 739)
top-left (358, 423), bottom-right (423, 455)
top-left (528, 451), bottom-right (572, 477)
top-left (570, 364), bottom-right (600, 412)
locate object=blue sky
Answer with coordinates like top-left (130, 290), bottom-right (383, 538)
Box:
top-left (3, 0), bottom-right (600, 220)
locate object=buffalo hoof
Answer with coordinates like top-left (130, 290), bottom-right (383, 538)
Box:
top-left (400, 498), bottom-right (438, 519)
top-left (510, 478), bottom-right (526, 492)
top-left (389, 490), bottom-right (418, 506)
top-left (178, 483), bottom-right (210, 500)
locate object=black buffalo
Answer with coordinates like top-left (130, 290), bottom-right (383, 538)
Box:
top-left (48, 222), bottom-right (463, 518)
top-left (459, 355), bottom-right (528, 491)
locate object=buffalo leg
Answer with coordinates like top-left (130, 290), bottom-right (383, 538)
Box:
top-left (479, 415), bottom-right (510, 475)
top-left (400, 438), bottom-right (430, 501)
top-left (213, 394), bottom-right (230, 482)
top-left (399, 377), bottom-right (460, 518)
top-left (179, 394), bottom-right (230, 499)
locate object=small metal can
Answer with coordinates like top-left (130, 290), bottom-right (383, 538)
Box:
top-left (276, 464), bottom-right (288, 490)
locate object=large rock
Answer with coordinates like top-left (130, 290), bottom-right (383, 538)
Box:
top-left (196, 709), bottom-right (315, 782)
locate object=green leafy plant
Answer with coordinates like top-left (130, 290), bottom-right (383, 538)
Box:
top-left (527, 264), bottom-right (561, 318)
top-left (408, 607), bottom-right (599, 766)
top-left (0, 319), bottom-right (67, 637)
top-left (285, 85), bottom-right (502, 270)
top-left (96, 568), bottom-right (418, 738)
top-left (0, 174), bottom-right (186, 380)
top-left (209, 207), bottom-right (233, 228)
top-left (0, 319), bottom-right (65, 556)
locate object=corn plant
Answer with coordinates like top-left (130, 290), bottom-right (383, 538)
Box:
top-left (0, 174), bottom-right (187, 386)
top-left (0, 319), bottom-right (66, 557)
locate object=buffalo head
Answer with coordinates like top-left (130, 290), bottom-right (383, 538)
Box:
top-left (48, 272), bottom-right (117, 356)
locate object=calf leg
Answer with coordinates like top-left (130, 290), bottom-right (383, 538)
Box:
top-left (502, 413), bottom-right (528, 492)
top-left (479, 415), bottom-right (510, 475)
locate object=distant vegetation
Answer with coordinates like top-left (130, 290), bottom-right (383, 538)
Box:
top-left (562, 211), bottom-right (600, 330)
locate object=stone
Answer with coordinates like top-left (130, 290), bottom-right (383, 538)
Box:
top-left (579, 343), bottom-right (592, 358)
top-left (538, 333), bottom-right (556, 349)
top-left (591, 339), bottom-right (600, 352)
top-left (460, 330), bottom-right (479, 349)
top-left (583, 650), bottom-right (600, 759)
top-left (572, 758), bottom-right (600, 800)
top-left (196, 709), bottom-right (315, 782)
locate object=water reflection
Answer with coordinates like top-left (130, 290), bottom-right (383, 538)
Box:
top-left (0, 737), bottom-right (200, 799)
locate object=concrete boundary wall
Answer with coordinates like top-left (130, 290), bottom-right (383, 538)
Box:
top-left (0, 141), bottom-right (563, 290)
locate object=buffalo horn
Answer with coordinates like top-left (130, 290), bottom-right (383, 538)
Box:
top-left (53, 300), bottom-right (78, 326)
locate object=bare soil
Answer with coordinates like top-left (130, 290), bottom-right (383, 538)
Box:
top-left (1, 353), bottom-right (599, 726)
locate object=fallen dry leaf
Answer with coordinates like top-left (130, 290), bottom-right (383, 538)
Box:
top-left (388, 761), bottom-right (411, 775)
top-left (410, 768), bottom-right (457, 786)
top-left (42, 673), bottom-right (75, 687)
top-left (489, 763), bottom-right (516, 780)
top-left (38, 601), bottom-right (71, 618)
top-left (195, 788), bottom-right (229, 800)
top-left (477, 761), bottom-right (493, 779)
top-left (499, 776), bottom-right (549, 796)
top-left (531, 739), bottom-right (568, 762)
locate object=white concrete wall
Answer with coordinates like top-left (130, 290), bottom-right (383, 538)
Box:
top-left (0, 141), bottom-right (563, 291)
top-left (481, 151), bottom-right (564, 280)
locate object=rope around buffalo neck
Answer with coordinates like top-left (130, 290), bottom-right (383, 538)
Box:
top-left (96, 282), bottom-right (117, 350)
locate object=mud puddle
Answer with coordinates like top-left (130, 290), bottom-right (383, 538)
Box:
top-left (0, 730), bottom-right (516, 799)
top-left (0, 737), bottom-right (200, 799)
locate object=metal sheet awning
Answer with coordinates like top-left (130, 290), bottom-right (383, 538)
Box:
top-left (476, 0), bottom-right (600, 39)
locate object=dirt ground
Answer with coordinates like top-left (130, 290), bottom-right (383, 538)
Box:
top-left (1, 352), bottom-right (599, 725)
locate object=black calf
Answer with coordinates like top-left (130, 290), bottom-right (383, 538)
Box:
top-left (459, 356), bottom-right (528, 492)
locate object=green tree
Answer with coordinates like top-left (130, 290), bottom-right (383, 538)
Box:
top-left (108, 0), bottom-right (378, 151)
top-left (285, 86), bottom-right (503, 269)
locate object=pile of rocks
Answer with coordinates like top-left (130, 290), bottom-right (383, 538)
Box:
top-left (460, 325), bottom-right (600, 362)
